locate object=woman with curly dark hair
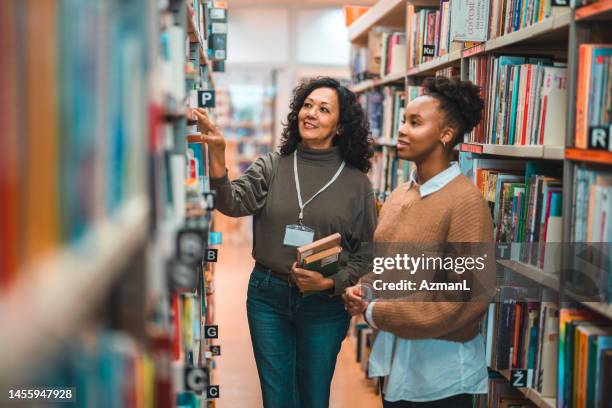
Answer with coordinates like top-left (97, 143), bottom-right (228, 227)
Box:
top-left (194, 76), bottom-right (377, 407)
top-left (343, 76), bottom-right (494, 408)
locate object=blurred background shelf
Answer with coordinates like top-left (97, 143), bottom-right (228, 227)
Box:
top-left (0, 195), bottom-right (150, 382)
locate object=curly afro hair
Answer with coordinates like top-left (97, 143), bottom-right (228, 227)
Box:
top-left (422, 76), bottom-right (484, 147)
top-left (279, 77), bottom-right (374, 173)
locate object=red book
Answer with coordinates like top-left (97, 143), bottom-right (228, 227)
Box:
top-left (520, 65), bottom-right (532, 145)
top-left (171, 293), bottom-right (182, 361)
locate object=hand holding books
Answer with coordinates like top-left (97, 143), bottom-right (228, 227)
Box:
top-left (293, 233), bottom-right (342, 295)
top-left (290, 262), bottom-right (334, 293)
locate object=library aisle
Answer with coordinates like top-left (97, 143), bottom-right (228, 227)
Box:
top-left (3, 0), bottom-right (612, 407)
top-left (212, 222), bottom-right (381, 408)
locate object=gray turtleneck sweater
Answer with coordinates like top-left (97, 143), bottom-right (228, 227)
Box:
top-left (210, 143), bottom-right (377, 295)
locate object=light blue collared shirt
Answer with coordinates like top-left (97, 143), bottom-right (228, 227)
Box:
top-left (365, 162), bottom-right (488, 402)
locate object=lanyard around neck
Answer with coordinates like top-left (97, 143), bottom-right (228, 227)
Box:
top-left (293, 150), bottom-right (345, 225)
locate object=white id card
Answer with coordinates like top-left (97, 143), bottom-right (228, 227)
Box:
top-left (283, 224), bottom-right (315, 247)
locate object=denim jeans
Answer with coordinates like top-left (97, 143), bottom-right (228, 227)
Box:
top-left (246, 267), bottom-right (351, 408)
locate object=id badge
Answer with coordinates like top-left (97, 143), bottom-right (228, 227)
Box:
top-left (283, 224), bottom-right (315, 247)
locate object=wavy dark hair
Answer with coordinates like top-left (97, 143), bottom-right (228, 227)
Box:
top-left (279, 77), bottom-right (373, 173)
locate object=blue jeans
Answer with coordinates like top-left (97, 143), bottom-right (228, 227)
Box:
top-left (246, 267), bottom-right (351, 408)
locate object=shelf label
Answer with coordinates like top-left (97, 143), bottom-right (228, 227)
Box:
top-left (206, 248), bottom-right (218, 263)
top-left (551, 0), bottom-right (569, 6)
top-left (510, 369), bottom-right (531, 388)
top-left (588, 126), bottom-right (611, 151)
top-left (205, 325), bottom-right (219, 339)
top-left (210, 345), bottom-right (221, 356)
top-left (207, 386), bottom-right (220, 399)
top-left (185, 368), bottom-right (210, 394)
top-left (198, 91), bottom-right (216, 108)
top-left (422, 45), bottom-right (436, 57)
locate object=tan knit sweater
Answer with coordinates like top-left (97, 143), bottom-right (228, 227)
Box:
top-left (362, 174), bottom-right (495, 342)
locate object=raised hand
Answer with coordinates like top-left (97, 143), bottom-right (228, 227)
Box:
top-left (192, 108), bottom-right (226, 178)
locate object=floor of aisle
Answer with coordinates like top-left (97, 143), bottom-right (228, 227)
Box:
top-left (213, 216), bottom-right (382, 408)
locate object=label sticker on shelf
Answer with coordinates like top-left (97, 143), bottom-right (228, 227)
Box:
top-left (588, 126), bottom-right (611, 150)
top-left (198, 91), bottom-right (216, 108)
top-left (185, 368), bottom-right (210, 394)
top-left (422, 45), bottom-right (435, 57)
top-left (510, 369), bottom-right (532, 388)
top-left (206, 249), bottom-right (218, 262)
top-left (210, 345), bottom-right (221, 356)
top-left (205, 325), bottom-right (219, 339)
top-left (207, 386), bottom-right (220, 399)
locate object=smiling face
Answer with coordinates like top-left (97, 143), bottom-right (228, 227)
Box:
top-left (297, 87), bottom-right (341, 149)
top-left (396, 95), bottom-right (454, 162)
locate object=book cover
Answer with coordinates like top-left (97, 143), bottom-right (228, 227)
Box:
top-left (297, 232), bottom-right (342, 264)
top-left (450, 0), bottom-right (490, 42)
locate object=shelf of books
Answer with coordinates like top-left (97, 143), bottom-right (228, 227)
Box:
top-left (349, 0), bottom-right (612, 407)
top-left (459, 144), bottom-right (566, 160)
top-left (0, 0), bottom-right (225, 405)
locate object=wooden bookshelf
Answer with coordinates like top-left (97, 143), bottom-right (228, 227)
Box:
top-left (459, 143), bottom-right (565, 160)
top-left (565, 288), bottom-right (612, 320)
top-left (485, 9), bottom-right (571, 52)
top-left (186, 1), bottom-right (215, 87)
top-left (350, 71), bottom-right (405, 93)
top-left (407, 49), bottom-right (462, 76)
top-left (347, 0), bottom-right (407, 45)
top-left (497, 369), bottom-right (556, 408)
top-left (565, 148), bottom-right (612, 165)
top-left (0, 195), bottom-right (150, 380)
top-left (575, 0), bottom-right (612, 21)
top-left (497, 260), bottom-right (560, 292)
top-left (349, 1), bottom-right (612, 406)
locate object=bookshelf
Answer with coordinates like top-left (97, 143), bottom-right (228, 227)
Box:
top-left (459, 144), bottom-right (565, 160)
top-left (348, 1), bottom-right (612, 407)
top-left (0, 0), bottom-right (224, 404)
top-left (350, 71), bottom-right (405, 93)
top-left (497, 260), bottom-right (560, 292)
top-left (565, 148), bottom-right (612, 165)
top-left (0, 196), bottom-right (149, 380)
top-left (497, 369), bottom-right (556, 408)
top-left (348, 0), bottom-right (409, 45)
top-left (406, 49), bottom-right (462, 76)
top-left (575, 0), bottom-right (612, 20)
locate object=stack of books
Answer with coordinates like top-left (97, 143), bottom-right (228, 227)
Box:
top-left (297, 233), bottom-right (342, 277)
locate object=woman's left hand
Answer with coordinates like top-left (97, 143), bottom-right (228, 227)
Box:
top-left (291, 262), bottom-right (334, 292)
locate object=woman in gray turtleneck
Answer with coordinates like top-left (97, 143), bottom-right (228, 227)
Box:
top-left (194, 77), bottom-right (376, 408)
